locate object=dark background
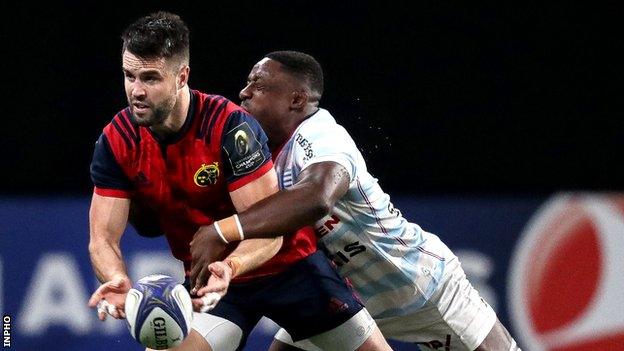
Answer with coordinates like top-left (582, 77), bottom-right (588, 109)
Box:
top-left (2, 2), bottom-right (622, 196)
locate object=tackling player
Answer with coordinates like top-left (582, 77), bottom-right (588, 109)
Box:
top-left (190, 51), bottom-right (521, 350)
top-left (88, 13), bottom-right (390, 351)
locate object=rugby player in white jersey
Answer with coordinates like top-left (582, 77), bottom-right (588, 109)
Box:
top-left (189, 51), bottom-right (520, 350)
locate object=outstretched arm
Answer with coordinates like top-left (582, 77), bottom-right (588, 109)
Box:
top-left (190, 168), bottom-right (284, 291)
top-left (87, 192), bottom-right (133, 320)
top-left (239, 161), bottom-right (350, 237)
top-left (191, 161), bottom-right (349, 258)
top-left (189, 161), bottom-right (348, 303)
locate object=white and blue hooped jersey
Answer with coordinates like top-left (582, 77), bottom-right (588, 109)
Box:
top-left (273, 108), bottom-right (455, 319)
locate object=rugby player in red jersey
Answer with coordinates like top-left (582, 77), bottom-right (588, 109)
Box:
top-left (87, 11), bottom-right (390, 351)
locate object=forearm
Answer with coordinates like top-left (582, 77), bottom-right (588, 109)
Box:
top-left (88, 193), bottom-right (131, 283)
top-left (225, 237), bottom-right (283, 277)
top-left (237, 183), bottom-right (329, 239)
top-left (89, 238), bottom-right (128, 283)
top-left (215, 163), bottom-right (350, 243)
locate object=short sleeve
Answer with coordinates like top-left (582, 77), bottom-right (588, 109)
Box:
top-left (90, 133), bottom-right (132, 198)
top-left (295, 125), bottom-right (359, 184)
top-left (220, 110), bottom-right (273, 191)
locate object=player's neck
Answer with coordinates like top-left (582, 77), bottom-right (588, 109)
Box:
top-left (150, 88), bottom-right (190, 138)
top-left (267, 107), bottom-right (318, 151)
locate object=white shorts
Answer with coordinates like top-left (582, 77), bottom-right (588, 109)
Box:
top-left (191, 312), bottom-right (243, 351)
top-left (274, 309), bottom-right (376, 351)
top-left (375, 255), bottom-right (497, 350)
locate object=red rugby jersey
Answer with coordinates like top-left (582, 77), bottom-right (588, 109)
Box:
top-left (90, 89), bottom-right (316, 281)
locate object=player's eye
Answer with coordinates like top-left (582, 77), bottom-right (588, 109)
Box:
top-left (143, 75), bottom-right (160, 83)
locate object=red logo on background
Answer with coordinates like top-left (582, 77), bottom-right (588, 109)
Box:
top-left (508, 193), bottom-right (624, 350)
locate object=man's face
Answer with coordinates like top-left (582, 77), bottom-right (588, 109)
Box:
top-left (239, 58), bottom-right (295, 127)
top-left (122, 51), bottom-right (179, 127)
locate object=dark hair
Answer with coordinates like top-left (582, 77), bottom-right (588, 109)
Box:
top-left (122, 11), bottom-right (190, 64)
top-left (266, 51), bottom-right (324, 100)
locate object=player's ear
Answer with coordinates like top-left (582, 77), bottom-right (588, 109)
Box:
top-left (177, 65), bottom-right (190, 90)
top-left (290, 89), bottom-right (308, 110)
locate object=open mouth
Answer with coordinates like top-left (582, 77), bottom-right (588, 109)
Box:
top-left (133, 102), bottom-right (150, 113)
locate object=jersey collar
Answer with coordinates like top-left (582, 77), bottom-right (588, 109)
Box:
top-left (149, 88), bottom-right (197, 145)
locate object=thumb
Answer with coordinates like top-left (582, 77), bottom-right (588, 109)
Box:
top-left (110, 275), bottom-right (128, 288)
top-left (88, 284), bottom-right (107, 307)
top-left (208, 262), bottom-right (224, 277)
top-left (88, 293), bottom-right (100, 307)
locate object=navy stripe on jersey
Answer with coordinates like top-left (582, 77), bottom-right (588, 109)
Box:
top-left (111, 119), bottom-right (133, 149)
top-left (197, 95), bottom-right (223, 139)
top-left (205, 98), bottom-right (230, 142)
top-left (119, 108), bottom-right (139, 142)
top-left (90, 134), bottom-right (132, 190)
top-left (220, 110), bottom-right (271, 183)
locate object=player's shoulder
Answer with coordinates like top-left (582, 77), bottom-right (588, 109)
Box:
top-left (102, 107), bottom-right (141, 149)
top-left (191, 90), bottom-right (256, 133)
top-left (192, 90), bottom-right (245, 116)
top-left (298, 108), bottom-right (352, 141)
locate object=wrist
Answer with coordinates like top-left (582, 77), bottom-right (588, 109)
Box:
top-left (224, 256), bottom-right (242, 278)
top-left (109, 273), bottom-right (130, 282)
top-left (213, 214), bottom-right (244, 243)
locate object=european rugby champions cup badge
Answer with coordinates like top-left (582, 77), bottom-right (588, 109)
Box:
top-left (194, 162), bottom-right (219, 186)
top-left (225, 122), bottom-right (266, 176)
top-left (235, 129), bottom-right (249, 156)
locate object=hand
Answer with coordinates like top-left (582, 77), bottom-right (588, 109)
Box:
top-left (189, 225), bottom-right (230, 292)
top-left (191, 261), bottom-right (233, 312)
top-left (88, 275), bottom-right (132, 321)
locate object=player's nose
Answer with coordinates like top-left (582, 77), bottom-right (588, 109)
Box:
top-left (239, 85), bottom-right (251, 101)
top-left (131, 82), bottom-right (147, 99)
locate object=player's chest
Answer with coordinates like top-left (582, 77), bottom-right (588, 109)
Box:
top-left (131, 139), bottom-right (226, 200)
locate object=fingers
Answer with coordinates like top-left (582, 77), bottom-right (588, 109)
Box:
top-left (191, 298), bottom-right (205, 312)
top-left (198, 292), bottom-right (221, 313)
top-left (208, 262), bottom-right (225, 277)
top-left (95, 300), bottom-right (126, 320)
top-left (192, 266), bottom-right (211, 294)
top-left (97, 303), bottom-right (107, 321)
top-left (189, 261), bottom-right (201, 292)
top-left (88, 292), bottom-right (102, 308)
top-left (91, 281), bottom-right (128, 321)
top-left (89, 281), bottom-right (124, 307)
top-left (88, 282), bottom-right (109, 307)
top-left (195, 262), bottom-right (231, 297)
top-left (191, 296), bottom-right (214, 313)
top-left (197, 284), bottom-right (227, 297)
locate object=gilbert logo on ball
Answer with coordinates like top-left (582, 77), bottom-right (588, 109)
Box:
top-left (125, 274), bottom-right (193, 350)
top-left (509, 193), bottom-right (624, 350)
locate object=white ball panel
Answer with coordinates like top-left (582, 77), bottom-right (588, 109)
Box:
top-left (138, 307), bottom-right (186, 350)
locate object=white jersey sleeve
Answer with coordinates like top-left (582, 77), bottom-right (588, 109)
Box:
top-left (291, 113), bottom-right (359, 184)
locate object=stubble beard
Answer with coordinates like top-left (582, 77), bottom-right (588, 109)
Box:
top-left (129, 97), bottom-right (176, 127)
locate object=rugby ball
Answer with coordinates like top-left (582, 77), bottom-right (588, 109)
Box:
top-left (124, 274), bottom-right (193, 350)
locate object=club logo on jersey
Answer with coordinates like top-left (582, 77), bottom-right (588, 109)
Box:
top-left (235, 130), bottom-right (249, 156)
top-left (295, 133), bottom-right (314, 162)
top-left (224, 122), bottom-right (266, 176)
top-left (509, 193), bottom-right (624, 350)
top-left (194, 162), bottom-right (219, 186)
